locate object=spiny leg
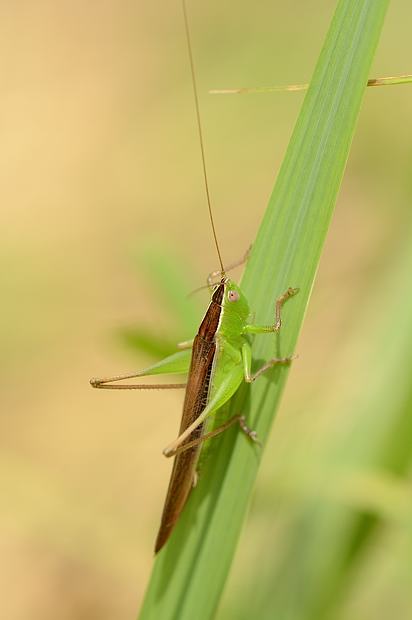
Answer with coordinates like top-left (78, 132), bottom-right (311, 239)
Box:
top-left (162, 361), bottom-right (245, 457)
top-left (207, 245), bottom-right (252, 288)
top-left (275, 287), bottom-right (299, 331)
top-left (90, 374), bottom-right (186, 390)
top-left (90, 349), bottom-right (192, 389)
top-left (242, 341), bottom-right (296, 383)
top-left (242, 287), bottom-right (299, 337)
top-left (166, 414), bottom-right (261, 457)
top-left (245, 356), bottom-right (296, 383)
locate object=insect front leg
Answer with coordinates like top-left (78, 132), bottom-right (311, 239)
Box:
top-left (241, 342), bottom-right (296, 383)
top-left (207, 246), bottom-right (252, 288)
top-left (243, 286), bottom-right (299, 336)
top-left (274, 286), bottom-right (299, 331)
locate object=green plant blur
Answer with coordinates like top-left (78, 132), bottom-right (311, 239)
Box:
top-left (2, 1), bottom-right (411, 619)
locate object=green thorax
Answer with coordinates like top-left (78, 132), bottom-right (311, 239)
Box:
top-left (217, 279), bottom-right (249, 341)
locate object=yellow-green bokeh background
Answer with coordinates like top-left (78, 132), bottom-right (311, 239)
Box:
top-left (2, 1), bottom-right (411, 618)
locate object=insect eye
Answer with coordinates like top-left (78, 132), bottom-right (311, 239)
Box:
top-left (228, 290), bottom-right (240, 302)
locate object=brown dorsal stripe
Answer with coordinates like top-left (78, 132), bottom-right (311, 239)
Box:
top-left (198, 282), bottom-right (224, 340)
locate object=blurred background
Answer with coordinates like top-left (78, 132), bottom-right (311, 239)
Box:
top-left (2, 1), bottom-right (412, 618)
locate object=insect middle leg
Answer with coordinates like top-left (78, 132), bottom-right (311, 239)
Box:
top-left (243, 287), bottom-right (299, 337)
top-left (274, 286), bottom-right (299, 331)
top-left (241, 342), bottom-right (296, 383)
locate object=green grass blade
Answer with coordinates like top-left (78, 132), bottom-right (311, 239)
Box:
top-left (139, 0), bottom-right (389, 618)
top-left (219, 233), bottom-right (412, 620)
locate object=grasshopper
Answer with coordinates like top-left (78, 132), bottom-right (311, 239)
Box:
top-left (90, 0), bottom-right (298, 553)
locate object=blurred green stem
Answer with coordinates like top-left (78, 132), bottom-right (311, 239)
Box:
top-left (209, 73), bottom-right (412, 94)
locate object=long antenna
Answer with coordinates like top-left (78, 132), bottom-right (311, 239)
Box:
top-left (182, 0), bottom-right (225, 275)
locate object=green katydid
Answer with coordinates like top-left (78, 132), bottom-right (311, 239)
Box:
top-left (90, 0), bottom-right (298, 553)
